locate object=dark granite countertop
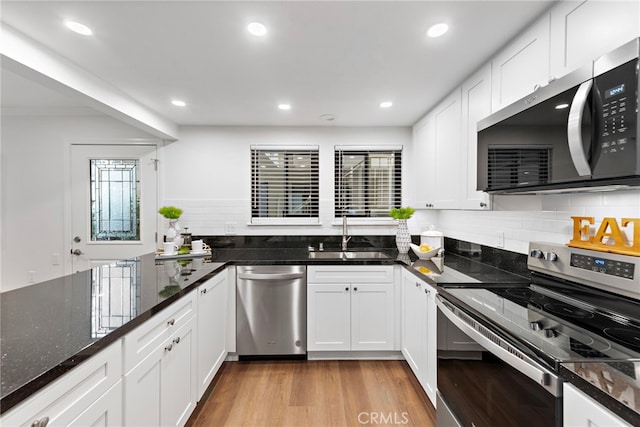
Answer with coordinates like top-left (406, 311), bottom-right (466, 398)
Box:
top-left (560, 361), bottom-right (640, 425)
top-left (0, 235), bottom-right (528, 415)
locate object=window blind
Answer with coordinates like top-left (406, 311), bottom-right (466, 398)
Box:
top-left (334, 148), bottom-right (402, 218)
top-left (251, 146), bottom-right (319, 220)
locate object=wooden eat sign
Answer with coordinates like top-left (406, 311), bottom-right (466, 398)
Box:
top-left (568, 216), bottom-right (640, 256)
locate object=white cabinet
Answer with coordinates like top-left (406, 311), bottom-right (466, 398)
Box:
top-left (550, 0), bottom-right (640, 79)
top-left (412, 89), bottom-right (462, 210)
top-left (564, 383), bottom-right (631, 427)
top-left (196, 270), bottom-right (228, 399)
top-left (123, 292), bottom-right (197, 427)
top-left (491, 13), bottom-right (551, 111)
top-left (1, 340), bottom-right (123, 427)
top-left (401, 269), bottom-right (437, 406)
top-left (307, 266), bottom-right (396, 352)
top-left (460, 64), bottom-right (492, 210)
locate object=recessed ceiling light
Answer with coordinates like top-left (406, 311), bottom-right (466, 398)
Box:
top-left (320, 114), bottom-right (337, 122)
top-left (248, 22), bottom-right (267, 37)
top-left (555, 103), bottom-right (570, 109)
top-left (278, 104), bottom-right (291, 110)
top-left (427, 23), bottom-right (449, 38)
top-left (380, 101), bottom-right (393, 108)
top-left (64, 20), bottom-right (93, 36)
top-left (171, 99), bottom-right (186, 107)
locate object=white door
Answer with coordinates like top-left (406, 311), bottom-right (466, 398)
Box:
top-left (69, 143), bottom-right (158, 272)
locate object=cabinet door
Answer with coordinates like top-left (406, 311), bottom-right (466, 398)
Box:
top-left (423, 286), bottom-right (437, 406)
top-left (68, 381), bottom-right (122, 427)
top-left (460, 64), bottom-right (491, 210)
top-left (401, 272), bottom-right (425, 376)
top-left (351, 283), bottom-right (395, 350)
top-left (161, 317), bottom-right (197, 427)
top-left (412, 114), bottom-right (436, 209)
top-left (197, 271), bottom-right (228, 399)
top-left (124, 318), bottom-right (197, 427)
top-left (491, 13), bottom-right (550, 111)
top-left (550, 0), bottom-right (640, 79)
top-left (431, 89), bottom-right (462, 209)
top-left (564, 383), bottom-right (631, 427)
top-left (307, 284), bottom-right (351, 351)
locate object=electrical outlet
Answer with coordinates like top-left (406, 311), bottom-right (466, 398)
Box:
top-left (28, 271), bottom-right (36, 283)
top-left (497, 232), bottom-right (505, 248)
top-left (225, 222), bottom-right (237, 235)
top-left (51, 253), bottom-right (60, 265)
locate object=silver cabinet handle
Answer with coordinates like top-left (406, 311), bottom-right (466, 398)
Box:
top-left (173, 337), bottom-right (181, 344)
top-left (345, 287), bottom-right (349, 291)
top-left (167, 319), bottom-right (175, 326)
top-left (415, 282), bottom-right (421, 288)
top-left (73, 236), bottom-right (82, 243)
top-left (31, 417), bottom-right (49, 427)
top-left (165, 343), bottom-right (173, 351)
top-left (70, 249), bottom-right (83, 256)
top-left (353, 287), bottom-right (358, 291)
top-left (201, 288), bottom-right (207, 294)
top-left (480, 202), bottom-right (487, 208)
top-left (567, 80), bottom-right (593, 177)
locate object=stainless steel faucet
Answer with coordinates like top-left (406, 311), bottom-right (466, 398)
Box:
top-left (341, 216), bottom-right (351, 250)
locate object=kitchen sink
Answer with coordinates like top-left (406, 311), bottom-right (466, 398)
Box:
top-left (308, 251), bottom-right (390, 259)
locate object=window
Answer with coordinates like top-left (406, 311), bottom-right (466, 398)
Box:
top-left (251, 146), bottom-right (319, 223)
top-left (335, 147), bottom-right (402, 218)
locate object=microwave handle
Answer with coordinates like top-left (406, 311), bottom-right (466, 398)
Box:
top-left (567, 80), bottom-right (593, 176)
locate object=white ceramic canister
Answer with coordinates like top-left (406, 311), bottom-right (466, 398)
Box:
top-left (420, 227), bottom-right (443, 250)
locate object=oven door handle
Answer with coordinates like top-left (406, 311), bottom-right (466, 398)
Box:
top-left (436, 295), bottom-right (560, 397)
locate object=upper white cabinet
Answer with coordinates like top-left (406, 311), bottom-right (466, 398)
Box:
top-left (196, 270), bottom-right (228, 400)
top-left (550, 0), bottom-right (640, 79)
top-left (413, 89), bottom-right (463, 210)
top-left (307, 266), bottom-right (396, 352)
top-left (460, 64), bottom-right (492, 210)
top-left (564, 383), bottom-right (631, 427)
top-left (491, 13), bottom-right (551, 112)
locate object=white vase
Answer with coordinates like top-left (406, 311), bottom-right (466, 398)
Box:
top-left (166, 219), bottom-right (181, 242)
top-left (395, 219), bottom-right (411, 254)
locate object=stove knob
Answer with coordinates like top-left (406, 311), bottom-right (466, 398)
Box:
top-left (544, 328), bottom-right (558, 338)
top-left (529, 321), bottom-right (543, 331)
top-left (530, 249), bottom-right (543, 259)
top-left (543, 251), bottom-right (558, 262)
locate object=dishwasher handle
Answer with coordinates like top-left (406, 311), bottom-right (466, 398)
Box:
top-left (237, 272), bottom-right (305, 281)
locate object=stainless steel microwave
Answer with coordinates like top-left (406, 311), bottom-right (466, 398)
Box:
top-left (477, 38), bottom-right (639, 194)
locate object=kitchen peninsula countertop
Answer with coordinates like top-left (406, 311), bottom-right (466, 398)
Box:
top-left (0, 236), bottom-right (527, 414)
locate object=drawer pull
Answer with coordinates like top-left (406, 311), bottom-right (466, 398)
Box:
top-left (165, 343), bottom-right (173, 352)
top-left (167, 319), bottom-right (176, 326)
top-left (173, 337), bottom-right (181, 345)
top-left (201, 288), bottom-right (207, 294)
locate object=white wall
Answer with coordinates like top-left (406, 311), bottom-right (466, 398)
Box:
top-left (161, 126), bottom-right (437, 237)
top-left (1, 114), bottom-right (156, 291)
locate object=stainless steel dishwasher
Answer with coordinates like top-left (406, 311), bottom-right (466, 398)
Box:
top-left (236, 265), bottom-right (306, 358)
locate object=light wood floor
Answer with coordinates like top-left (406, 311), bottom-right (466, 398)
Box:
top-left (187, 360), bottom-right (436, 427)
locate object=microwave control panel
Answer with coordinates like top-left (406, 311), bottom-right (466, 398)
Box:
top-left (593, 58), bottom-right (637, 175)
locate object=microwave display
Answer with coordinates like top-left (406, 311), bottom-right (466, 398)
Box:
top-left (605, 83), bottom-right (626, 99)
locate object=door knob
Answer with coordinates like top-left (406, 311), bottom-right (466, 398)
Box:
top-left (70, 249), bottom-right (83, 256)
top-left (73, 236), bottom-right (82, 243)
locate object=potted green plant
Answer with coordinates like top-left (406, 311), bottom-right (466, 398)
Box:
top-left (389, 206), bottom-right (415, 254)
top-left (158, 206), bottom-right (183, 241)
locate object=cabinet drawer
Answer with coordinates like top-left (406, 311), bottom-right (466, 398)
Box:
top-left (1, 340), bottom-right (122, 427)
top-left (308, 266), bottom-right (394, 284)
top-left (123, 291), bottom-right (196, 373)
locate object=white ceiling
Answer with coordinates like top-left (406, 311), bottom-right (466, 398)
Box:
top-left (1, 1), bottom-right (555, 127)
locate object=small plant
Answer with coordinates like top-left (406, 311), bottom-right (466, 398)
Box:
top-left (389, 206), bottom-right (415, 220)
top-left (158, 206), bottom-right (183, 220)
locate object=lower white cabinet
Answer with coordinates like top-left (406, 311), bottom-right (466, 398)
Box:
top-left (564, 383), bottom-right (631, 427)
top-left (124, 313), bottom-right (197, 427)
top-left (196, 270), bottom-right (228, 399)
top-left (0, 340), bottom-right (123, 427)
top-left (307, 266), bottom-right (396, 351)
top-left (401, 269), bottom-right (437, 406)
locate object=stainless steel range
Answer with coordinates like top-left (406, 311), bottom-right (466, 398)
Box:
top-left (436, 242), bottom-right (640, 427)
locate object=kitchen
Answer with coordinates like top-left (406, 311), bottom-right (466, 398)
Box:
top-left (2, 1), bottom-right (640, 426)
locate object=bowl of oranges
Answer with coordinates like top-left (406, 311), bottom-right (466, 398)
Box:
top-left (410, 243), bottom-right (441, 259)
